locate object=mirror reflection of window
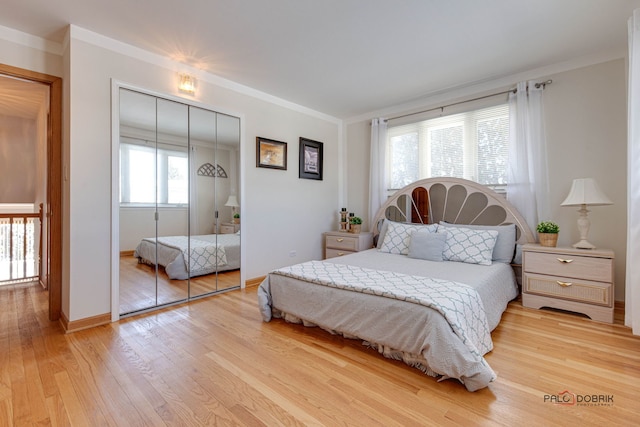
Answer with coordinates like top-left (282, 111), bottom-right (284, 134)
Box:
top-left (117, 87), bottom-right (241, 317)
top-left (120, 142), bottom-right (189, 206)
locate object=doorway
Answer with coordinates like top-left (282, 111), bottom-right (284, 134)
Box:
top-left (0, 63), bottom-right (62, 321)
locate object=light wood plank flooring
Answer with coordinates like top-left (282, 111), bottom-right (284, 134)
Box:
top-left (119, 255), bottom-right (240, 314)
top-left (2, 282), bottom-right (640, 426)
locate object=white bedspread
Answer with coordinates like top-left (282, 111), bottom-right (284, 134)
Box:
top-left (135, 233), bottom-right (240, 279)
top-left (155, 235), bottom-right (227, 272)
top-left (258, 249), bottom-right (518, 391)
top-left (272, 260), bottom-right (492, 358)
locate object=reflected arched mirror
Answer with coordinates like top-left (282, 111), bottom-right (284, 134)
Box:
top-left (117, 87), bottom-right (241, 316)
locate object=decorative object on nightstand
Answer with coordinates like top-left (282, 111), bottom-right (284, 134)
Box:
top-left (349, 216), bottom-right (362, 234)
top-left (561, 178), bottom-right (612, 249)
top-left (323, 231), bottom-right (373, 259)
top-left (522, 243), bottom-right (614, 323)
top-left (225, 195), bottom-right (240, 224)
top-left (339, 208), bottom-right (349, 232)
top-left (536, 221), bottom-right (559, 247)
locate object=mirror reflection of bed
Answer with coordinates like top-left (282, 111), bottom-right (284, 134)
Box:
top-left (118, 87), bottom-right (241, 316)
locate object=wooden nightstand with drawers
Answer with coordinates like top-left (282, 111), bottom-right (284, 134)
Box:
top-left (323, 231), bottom-right (373, 259)
top-left (220, 222), bottom-right (240, 234)
top-left (522, 243), bottom-right (614, 323)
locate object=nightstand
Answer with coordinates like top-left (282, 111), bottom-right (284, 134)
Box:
top-left (323, 231), bottom-right (373, 259)
top-left (522, 243), bottom-right (614, 323)
top-left (220, 222), bottom-right (240, 234)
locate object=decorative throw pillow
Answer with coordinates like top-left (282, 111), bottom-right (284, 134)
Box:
top-left (439, 222), bottom-right (516, 263)
top-left (379, 221), bottom-right (439, 255)
top-left (408, 231), bottom-right (448, 261)
top-left (513, 244), bottom-right (523, 265)
top-left (440, 226), bottom-right (499, 265)
top-left (375, 219), bottom-right (390, 249)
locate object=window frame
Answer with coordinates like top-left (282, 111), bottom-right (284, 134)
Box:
top-left (119, 140), bottom-right (190, 208)
top-left (386, 103), bottom-right (509, 194)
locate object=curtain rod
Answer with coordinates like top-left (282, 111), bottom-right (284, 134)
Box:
top-left (386, 79), bottom-right (552, 122)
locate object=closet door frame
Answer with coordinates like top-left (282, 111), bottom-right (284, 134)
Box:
top-left (110, 80), bottom-right (245, 322)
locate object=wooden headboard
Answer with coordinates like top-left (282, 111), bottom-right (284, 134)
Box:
top-left (371, 177), bottom-right (536, 246)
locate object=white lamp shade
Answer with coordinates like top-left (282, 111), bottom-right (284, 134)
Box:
top-left (224, 195), bottom-right (239, 207)
top-left (561, 178), bottom-right (612, 207)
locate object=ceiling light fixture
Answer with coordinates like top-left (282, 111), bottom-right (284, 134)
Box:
top-left (178, 73), bottom-right (196, 95)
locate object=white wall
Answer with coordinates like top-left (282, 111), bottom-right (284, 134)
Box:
top-left (346, 59), bottom-right (628, 300)
top-left (64, 27), bottom-right (340, 321)
top-left (0, 116), bottom-right (37, 202)
top-left (0, 25), bottom-right (63, 77)
top-left (544, 60), bottom-right (627, 300)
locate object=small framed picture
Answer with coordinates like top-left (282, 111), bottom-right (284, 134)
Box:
top-left (256, 137), bottom-right (287, 170)
top-left (299, 137), bottom-right (323, 180)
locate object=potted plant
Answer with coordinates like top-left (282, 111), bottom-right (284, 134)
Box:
top-left (536, 221), bottom-right (559, 247)
top-left (233, 213), bottom-right (240, 224)
top-left (349, 216), bottom-right (362, 234)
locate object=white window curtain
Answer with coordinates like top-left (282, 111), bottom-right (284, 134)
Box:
top-left (369, 118), bottom-right (388, 228)
top-left (626, 9), bottom-right (640, 335)
top-left (506, 81), bottom-right (550, 233)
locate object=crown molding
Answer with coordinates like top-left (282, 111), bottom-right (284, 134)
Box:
top-left (346, 48), bottom-right (627, 124)
top-left (0, 24), bottom-right (63, 55)
top-left (69, 25), bottom-right (342, 125)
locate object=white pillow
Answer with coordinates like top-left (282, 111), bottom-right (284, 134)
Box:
top-left (439, 226), bottom-right (498, 266)
top-left (375, 219), bottom-right (390, 249)
top-left (379, 221), bottom-right (438, 255)
top-left (439, 222), bottom-right (516, 263)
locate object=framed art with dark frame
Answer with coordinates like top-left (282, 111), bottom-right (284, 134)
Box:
top-left (299, 137), bottom-right (323, 180)
top-left (256, 137), bottom-right (287, 170)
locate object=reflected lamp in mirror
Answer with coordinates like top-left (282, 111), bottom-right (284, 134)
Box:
top-left (561, 178), bottom-right (612, 249)
top-left (178, 73), bottom-right (196, 95)
top-left (225, 195), bottom-right (240, 223)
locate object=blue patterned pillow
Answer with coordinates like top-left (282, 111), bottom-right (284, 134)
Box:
top-left (439, 226), bottom-right (498, 265)
top-left (379, 221), bottom-right (438, 255)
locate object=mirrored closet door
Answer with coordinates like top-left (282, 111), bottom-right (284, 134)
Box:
top-left (118, 88), bottom-right (241, 316)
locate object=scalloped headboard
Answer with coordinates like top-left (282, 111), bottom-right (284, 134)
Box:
top-left (372, 177), bottom-right (535, 246)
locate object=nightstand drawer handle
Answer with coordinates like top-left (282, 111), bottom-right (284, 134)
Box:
top-left (336, 238), bottom-right (344, 242)
top-left (556, 258), bottom-right (573, 264)
top-left (556, 281), bottom-right (573, 287)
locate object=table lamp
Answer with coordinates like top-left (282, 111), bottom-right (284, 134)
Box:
top-left (225, 195), bottom-right (240, 223)
top-left (560, 178), bottom-right (612, 249)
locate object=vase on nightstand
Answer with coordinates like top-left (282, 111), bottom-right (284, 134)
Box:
top-left (538, 233), bottom-right (558, 247)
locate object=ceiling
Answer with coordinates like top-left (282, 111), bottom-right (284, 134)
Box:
top-left (0, 74), bottom-right (49, 120)
top-left (1, 0), bottom-right (639, 119)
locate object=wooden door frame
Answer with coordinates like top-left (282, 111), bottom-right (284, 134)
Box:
top-left (0, 63), bottom-right (62, 321)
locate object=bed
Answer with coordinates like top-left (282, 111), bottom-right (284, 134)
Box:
top-left (134, 233), bottom-right (241, 280)
top-left (258, 177), bottom-right (535, 391)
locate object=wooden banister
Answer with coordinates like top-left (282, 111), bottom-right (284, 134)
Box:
top-left (0, 208), bottom-right (43, 283)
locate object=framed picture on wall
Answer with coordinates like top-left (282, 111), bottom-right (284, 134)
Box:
top-left (299, 137), bottom-right (323, 180)
top-left (256, 137), bottom-right (287, 170)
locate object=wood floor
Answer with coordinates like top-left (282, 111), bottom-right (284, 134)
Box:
top-left (119, 255), bottom-right (240, 314)
top-left (2, 282), bottom-right (640, 426)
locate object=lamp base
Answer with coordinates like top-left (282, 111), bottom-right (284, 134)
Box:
top-left (572, 239), bottom-right (596, 250)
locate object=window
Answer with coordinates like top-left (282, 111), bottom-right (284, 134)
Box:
top-left (120, 142), bottom-right (189, 206)
top-left (387, 104), bottom-right (509, 191)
